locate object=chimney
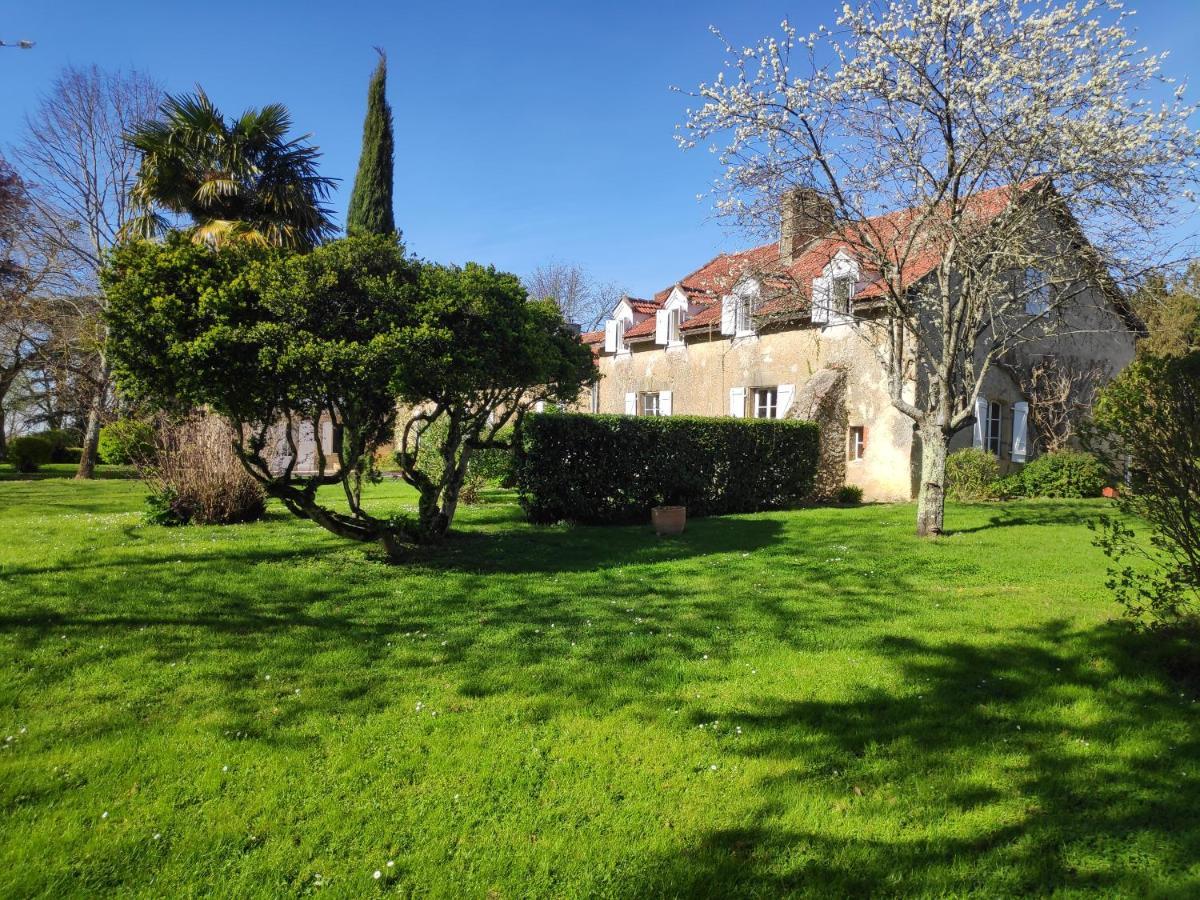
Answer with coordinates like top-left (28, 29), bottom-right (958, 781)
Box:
top-left (779, 187), bottom-right (835, 265)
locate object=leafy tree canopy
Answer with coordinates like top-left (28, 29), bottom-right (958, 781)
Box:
top-left (104, 234), bottom-right (595, 557)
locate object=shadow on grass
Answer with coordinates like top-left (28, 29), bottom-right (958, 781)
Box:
top-left (616, 621), bottom-right (1200, 896)
top-left (947, 500), bottom-right (1111, 535)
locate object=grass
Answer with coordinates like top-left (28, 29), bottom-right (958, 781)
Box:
top-left (0, 474), bottom-right (1197, 897)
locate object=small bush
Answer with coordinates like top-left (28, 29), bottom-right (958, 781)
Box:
top-left (945, 448), bottom-right (1000, 501)
top-left (7, 435), bottom-right (53, 473)
top-left (40, 429), bottom-right (82, 463)
top-left (1020, 450), bottom-right (1107, 498)
top-left (139, 412), bottom-right (265, 526)
top-left (990, 473), bottom-right (1026, 499)
top-left (99, 419), bottom-right (155, 465)
top-left (836, 485), bottom-right (863, 505)
top-left (517, 412), bottom-right (819, 525)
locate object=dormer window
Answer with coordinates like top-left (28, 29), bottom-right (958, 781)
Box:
top-left (734, 295), bottom-right (753, 334)
top-left (831, 275), bottom-right (855, 316)
top-left (668, 308), bottom-right (682, 344)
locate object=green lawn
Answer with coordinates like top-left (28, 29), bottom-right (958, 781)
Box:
top-left (0, 475), bottom-right (1197, 897)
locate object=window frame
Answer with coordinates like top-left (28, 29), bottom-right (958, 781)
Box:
top-left (987, 400), bottom-right (1003, 456)
top-left (1023, 268), bottom-right (1051, 316)
top-left (848, 425), bottom-right (865, 461)
top-left (667, 307), bottom-right (683, 345)
top-left (753, 386), bottom-right (778, 419)
top-left (640, 391), bottom-right (661, 417)
top-left (831, 274), bottom-right (855, 316)
top-left (734, 295), bottom-right (753, 336)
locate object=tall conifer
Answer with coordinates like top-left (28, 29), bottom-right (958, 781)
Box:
top-left (346, 50), bottom-right (395, 236)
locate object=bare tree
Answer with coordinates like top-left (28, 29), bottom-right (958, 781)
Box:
top-left (0, 156), bottom-right (66, 457)
top-left (13, 65), bottom-right (161, 477)
top-left (525, 260), bottom-right (626, 331)
top-left (681, 0), bottom-right (1198, 535)
top-left (1001, 356), bottom-right (1104, 454)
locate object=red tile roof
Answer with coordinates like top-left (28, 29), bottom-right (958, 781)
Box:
top-left (594, 181), bottom-right (1041, 346)
top-left (580, 329), bottom-right (605, 345)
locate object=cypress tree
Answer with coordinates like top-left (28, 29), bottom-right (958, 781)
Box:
top-left (346, 50), bottom-right (395, 236)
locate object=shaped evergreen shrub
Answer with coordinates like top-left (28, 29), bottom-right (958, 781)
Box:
top-left (1019, 450), bottom-right (1107, 498)
top-left (516, 412), bottom-right (819, 525)
top-left (7, 435), bottom-right (53, 473)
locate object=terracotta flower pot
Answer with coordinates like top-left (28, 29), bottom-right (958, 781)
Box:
top-left (652, 505), bottom-right (687, 536)
top-left (1102, 486), bottom-right (1119, 499)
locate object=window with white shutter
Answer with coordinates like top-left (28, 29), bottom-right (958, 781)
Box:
top-left (973, 396), bottom-right (989, 448)
top-left (640, 392), bottom-right (661, 416)
top-left (777, 383), bottom-right (796, 419)
top-left (1012, 402), bottom-right (1029, 462)
top-left (660, 390), bottom-right (673, 415)
top-left (729, 386), bottom-right (746, 418)
top-left (624, 392), bottom-right (636, 415)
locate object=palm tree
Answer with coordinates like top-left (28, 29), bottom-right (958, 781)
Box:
top-left (125, 89), bottom-right (336, 250)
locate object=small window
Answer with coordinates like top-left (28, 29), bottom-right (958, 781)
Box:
top-left (831, 275), bottom-right (855, 315)
top-left (668, 308), bottom-right (683, 344)
top-left (641, 392), bottom-right (661, 416)
top-left (753, 387), bottom-right (778, 419)
top-left (615, 318), bottom-right (627, 351)
top-left (848, 426), bottom-right (865, 461)
top-left (1023, 269), bottom-right (1050, 316)
top-left (734, 295), bottom-right (753, 334)
top-left (987, 401), bottom-right (1003, 455)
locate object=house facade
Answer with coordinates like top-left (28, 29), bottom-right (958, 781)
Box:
top-left (579, 186), bottom-right (1138, 501)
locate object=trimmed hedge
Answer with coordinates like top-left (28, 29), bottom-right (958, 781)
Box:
top-left (516, 412), bottom-right (819, 525)
top-left (7, 435), bottom-right (53, 473)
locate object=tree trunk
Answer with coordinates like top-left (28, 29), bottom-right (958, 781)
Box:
top-left (0, 400), bottom-right (6, 460)
top-left (75, 357), bottom-right (110, 479)
top-left (915, 422), bottom-right (950, 537)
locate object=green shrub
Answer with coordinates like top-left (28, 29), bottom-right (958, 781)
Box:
top-left (7, 436), bottom-right (53, 473)
top-left (991, 473), bottom-right (1026, 499)
top-left (517, 412), bottom-right (819, 525)
top-left (836, 485), bottom-right (864, 505)
top-left (1020, 450), bottom-right (1107, 498)
top-left (945, 448), bottom-right (1000, 501)
top-left (39, 429), bottom-right (82, 462)
top-left (98, 419), bottom-right (155, 465)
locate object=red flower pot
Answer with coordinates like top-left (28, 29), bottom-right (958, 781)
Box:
top-left (652, 505), bottom-right (687, 536)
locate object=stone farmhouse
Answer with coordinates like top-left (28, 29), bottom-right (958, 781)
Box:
top-left (578, 185), bottom-right (1138, 501)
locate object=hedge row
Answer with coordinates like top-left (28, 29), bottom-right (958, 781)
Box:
top-left (516, 412), bottom-right (819, 525)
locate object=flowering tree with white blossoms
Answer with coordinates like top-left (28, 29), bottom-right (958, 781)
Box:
top-left (680, 0), bottom-right (1200, 536)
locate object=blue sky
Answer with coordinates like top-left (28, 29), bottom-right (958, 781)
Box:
top-left (3, 1), bottom-right (1200, 298)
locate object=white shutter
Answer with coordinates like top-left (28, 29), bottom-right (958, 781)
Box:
top-left (654, 309), bottom-right (670, 345)
top-left (603, 320), bottom-right (618, 353)
top-left (973, 396), bottom-right (989, 448)
top-left (624, 392), bottom-right (637, 415)
top-left (660, 390), bottom-right (672, 416)
top-left (811, 278), bottom-right (829, 324)
top-left (720, 296), bottom-right (736, 335)
top-left (1012, 401), bottom-right (1029, 462)
top-left (777, 383), bottom-right (796, 419)
top-left (729, 387), bottom-right (746, 418)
